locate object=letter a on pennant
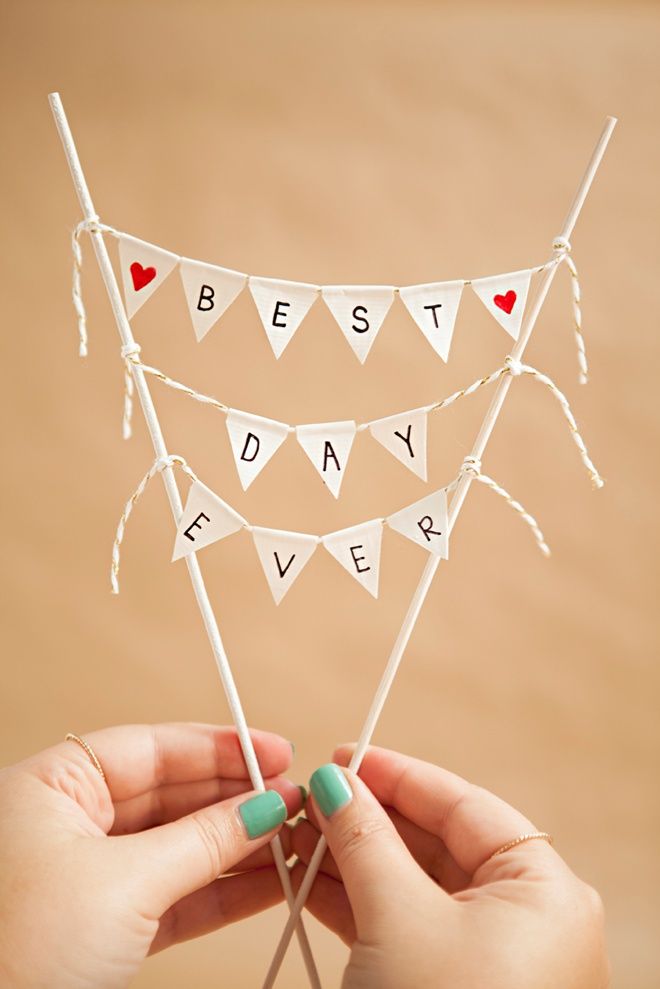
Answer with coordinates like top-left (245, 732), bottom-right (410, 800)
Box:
top-left (398, 280), bottom-right (464, 362)
top-left (172, 481), bottom-right (245, 561)
top-left (368, 407), bottom-right (429, 481)
top-left (322, 285), bottom-right (396, 363)
top-left (249, 277), bottom-right (319, 358)
top-left (179, 258), bottom-right (247, 342)
top-left (471, 269), bottom-right (532, 341)
top-left (322, 520), bottom-right (383, 598)
top-left (387, 488), bottom-right (449, 558)
top-left (251, 527), bottom-right (318, 604)
top-left (296, 421), bottom-right (357, 498)
top-left (226, 410), bottom-right (290, 490)
top-left (118, 234), bottom-right (179, 319)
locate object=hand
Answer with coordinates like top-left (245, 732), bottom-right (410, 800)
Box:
top-left (0, 723), bottom-right (303, 988)
top-left (293, 746), bottom-right (609, 989)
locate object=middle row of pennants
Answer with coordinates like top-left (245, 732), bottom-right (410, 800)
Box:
top-left (172, 479), bottom-right (450, 604)
top-left (117, 231), bottom-right (535, 362)
top-left (226, 407), bottom-right (428, 497)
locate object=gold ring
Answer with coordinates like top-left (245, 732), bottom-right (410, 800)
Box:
top-left (64, 733), bottom-right (106, 782)
top-left (486, 832), bottom-right (553, 862)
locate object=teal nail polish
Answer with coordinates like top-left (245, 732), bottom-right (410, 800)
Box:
top-left (289, 740), bottom-right (296, 757)
top-left (239, 791), bottom-right (287, 839)
top-left (309, 764), bottom-right (352, 818)
top-left (298, 785), bottom-right (308, 806)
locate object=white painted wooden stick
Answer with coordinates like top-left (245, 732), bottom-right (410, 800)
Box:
top-left (262, 115), bottom-right (617, 989)
top-left (48, 93), bottom-right (321, 989)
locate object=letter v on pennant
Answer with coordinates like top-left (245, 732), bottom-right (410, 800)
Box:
top-left (172, 481), bottom-right (245, 561)
top-left (251, 527), bottom-right (318, 604)
top-left (225, 410), bottom-right (290, 490)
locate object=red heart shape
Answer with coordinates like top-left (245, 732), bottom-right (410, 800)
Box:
top-left (493, 289), bottom-right (516, 315)
top-left (130, 261), bottom-right (157, 292)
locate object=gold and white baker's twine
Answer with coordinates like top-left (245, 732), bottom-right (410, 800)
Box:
top-left (71, 218), bottom-right (586, 381)
top-left (110, 455), bottom-right (199, 594)
top-left (455, 456), bottom-right (550, 557)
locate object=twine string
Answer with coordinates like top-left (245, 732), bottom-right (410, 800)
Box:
top-left (111, 455), bottom-right (198, 594)
top-left (71, 217), bottom-right (113, 357)
top-left (457, 455), bottom-right (551, 557)
top-left (552, 236), bottom-right (587, 384)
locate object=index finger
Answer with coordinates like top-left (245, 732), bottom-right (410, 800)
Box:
top-left (54, 723), bottom-right (293, 801)
top-left (333, 744), bottom-right (542, 876)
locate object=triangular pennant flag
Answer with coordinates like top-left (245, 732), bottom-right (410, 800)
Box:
top-left (249, 276), bottom-right (319, 358)
top-left (118, 234), bottom-right (179, 319)
top-left (251, 527), bottom-right (318, 604)
top-left (226, 410), bottom-right (290, 491)
top-left (368, 407), bottom-right (429, 481)
top-left (387, 488), bottom-right (449, 558)
top-left (471, 269), bottom-right (532, 341)
top-left (295, 421), bottom-right (357, 498)
top-left (322, 285), bottom-right (396, 363)
top-left (322, 519), bottom-right (383, 598)
top-left (398, 280), bottom-right (464, 362)
top-left (179, 258), bottom-right (247, 342)
top-left (172, 480), bottom-right (245, 561)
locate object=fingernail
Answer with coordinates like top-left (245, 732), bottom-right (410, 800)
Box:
top-left (239, 791), bottom-right (287, 839)
top-left (298, 785), bottom-right (308, 806)
top-left (309, 764), bottom-right (352, 818)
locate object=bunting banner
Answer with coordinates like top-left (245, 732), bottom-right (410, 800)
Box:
top-left (162, 469), bottom-right (453, 603)
top-left (92, 226), bottom-right (572, 362)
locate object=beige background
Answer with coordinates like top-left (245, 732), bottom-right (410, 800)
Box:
top-left (1, 2), bottom-right (658, 986)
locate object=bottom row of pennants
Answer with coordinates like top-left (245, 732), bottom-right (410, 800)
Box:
top-left (172, 479), bottom-right (449, 604)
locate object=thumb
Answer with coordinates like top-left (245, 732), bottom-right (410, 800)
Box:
top-left (121, 788), bottom-right (288, 913)
top-left (308, 763), bottom-right (429, 935)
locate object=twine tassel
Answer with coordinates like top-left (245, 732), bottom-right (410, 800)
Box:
top-left (111, 455), bottom-right (198, 594)
top-left (460, 456), bottom-right (551, 557)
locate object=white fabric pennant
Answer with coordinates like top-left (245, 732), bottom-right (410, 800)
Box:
top-left (249, 276), bottom-right (319, 358)
top-left (398, 280), bottom-right (464, 362)
top-left (172, 480), bottom-right (245, 562)
top-left (387, 488), bottom-right (449, 558)
top-left (226, 410), bottom-right (290, 491)
top-left (179, 258), bottom-right (247, 342)
top-left (251, 527), bottom-right (318, 604)
top-left (368, 407), bottom-right (429, 481)
top-left (322, 285), bottom-right (396, 363)
top-left (322, 520), bottom-right (383, 598)
top-left (295, 421), bottom-right (357, 498)
top-left (471, 269), bottom-right (532, 341)
top-left (118, 234), bottom-right (179, 319)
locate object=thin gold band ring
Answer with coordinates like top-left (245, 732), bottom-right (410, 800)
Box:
top-left (64, 733), bottom-right (106, 782)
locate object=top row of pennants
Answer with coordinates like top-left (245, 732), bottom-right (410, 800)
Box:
top-left (115, 230), bottom-right (538, 362)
